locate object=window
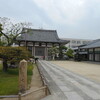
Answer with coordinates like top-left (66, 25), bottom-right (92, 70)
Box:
top-left (77, 41), bottom-right (81, 44)
top-left (35, 47), bottom-right (45, 56)
top-left (83, 41), bottom-right (89, 44)
top-left (72, 40), bottom-right (76, 44)
top-left (95, 54), bottom-right (100, 61)
top-left (89, 49), bottom-right (93, 52)
top-left (95, 48), bottom-right (100, 54)
top-left (89, 54), bottom-right (93, 61)
top-left (89, 49), bottom-right (93, 54)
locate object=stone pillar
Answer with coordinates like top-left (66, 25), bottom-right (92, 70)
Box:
top-left (19, 59), bottom-right (27, 93)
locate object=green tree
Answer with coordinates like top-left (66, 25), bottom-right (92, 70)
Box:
top-left (0, 41), bottom-right (6, 46)
top-left (0, 24), bottom-right (3, 32)
top-left (59, 45), bottom-right (67, 59)
top-left (0, 17), bottom-right (32, 46)
top-left (0, 24), bottom-right (5, 46)
top-left (0, 46), bottom-right (30, 72)
top-left (48, 46), bottom-right (59, 60)
top-left (66, 49), bottom-right (74, 58)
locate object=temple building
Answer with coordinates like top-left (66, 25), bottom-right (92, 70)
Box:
top-left (17, 28), bottom-right (69, 60)
top-left (78, 39), bottom-right (100, 62)
top-left (80, 39), bottom-right (100, 62)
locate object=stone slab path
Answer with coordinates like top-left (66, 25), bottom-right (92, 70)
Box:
top-left (51, 61), bottom-right (100, 83)
top-left (38, 60), bottom-right (100, 100)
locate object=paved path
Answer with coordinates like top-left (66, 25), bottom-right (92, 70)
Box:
top-left (38, 60), bottom-right (100, 100)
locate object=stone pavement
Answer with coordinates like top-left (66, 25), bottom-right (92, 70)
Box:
top-left (38, 60), bottom-right (100, 100)
top-left (51, 61), bottom-right (100, 83)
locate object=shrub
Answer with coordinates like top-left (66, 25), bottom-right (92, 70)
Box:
top-left (0, 46), bottom-right (30, 72)
top-left (66, 49), bottom-right (74, 58)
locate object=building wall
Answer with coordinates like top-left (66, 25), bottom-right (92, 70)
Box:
top-left (88, 48), bottom-right (100, 62)
top-left (61, 38), bottom-right (92, 49)
top-left (19, 41), bottom-right (60, 60)
top-left (94, 48), bottom-right (100, 61)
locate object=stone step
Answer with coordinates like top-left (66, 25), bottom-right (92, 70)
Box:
top-left (41, 95), bottom-right (59, 100)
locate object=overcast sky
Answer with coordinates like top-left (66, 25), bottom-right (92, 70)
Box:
top-left (0, 0), bottom-right (100, 40)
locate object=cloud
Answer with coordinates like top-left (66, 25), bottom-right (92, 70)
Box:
top-left (32, 0), bottom-right (100, 39)
top-left (33, 0), bottom-right (86, 24)
top-left (0, 0), bottom-right (100, 39)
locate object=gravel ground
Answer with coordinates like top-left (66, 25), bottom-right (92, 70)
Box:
top-left (51, 61), bottom-right (100, 83)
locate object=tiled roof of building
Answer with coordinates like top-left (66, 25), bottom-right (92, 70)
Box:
top-left (17, 28), bottom-right (68, 44)
top-left (81, 39), bottom-right (100, 48)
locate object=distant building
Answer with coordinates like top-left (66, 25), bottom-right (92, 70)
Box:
top-left (80, 39), bottom-right (100, 62)
top-left (0, 35), bottom-right (7, 43)
top-left (17, 28), bottom-right (69, 60)
top-left (61, 38), bottom-right (92, 49)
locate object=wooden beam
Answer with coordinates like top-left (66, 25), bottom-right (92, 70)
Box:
top-left (93, 48), bottom-right (95, 61)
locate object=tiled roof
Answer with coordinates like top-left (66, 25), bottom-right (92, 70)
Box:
top-left (17, 28), bottom-right (68, 44)
top-left (81, 39), bottom-right (100, 48)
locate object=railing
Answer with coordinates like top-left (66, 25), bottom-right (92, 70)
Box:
top-left (36, 61), bottom-right (51, 94)
top-left (0, 86), bottom-right (48, 100)
top-left (0, 61), bottom-right (50, 100)
top-left (18, 86), bottom-right (48, 100)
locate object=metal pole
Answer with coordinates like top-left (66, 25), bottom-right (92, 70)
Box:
top-left (24, 29), bottom-right (27, 47)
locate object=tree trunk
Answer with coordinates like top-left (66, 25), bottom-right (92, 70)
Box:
top-left (52, 54), bottom-right (55, 60)
top-left (3, 59), bottom-right (8, 72)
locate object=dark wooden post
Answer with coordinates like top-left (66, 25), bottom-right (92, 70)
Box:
top-left (59, 43), bottom-right (61, 47)
top-left (18, 41), bottom-right (20, 46)
top-left (93, 48), bottom-right (95, 61)
top-left (87, 49), bottom-right (89, 61)
top-left (33, 42), bottom-right (35, 57)
top-left (45, 43), bottom-right (48, 60)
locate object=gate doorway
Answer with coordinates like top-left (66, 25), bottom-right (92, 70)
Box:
top-left (35, 47), bottom-right (45, 59)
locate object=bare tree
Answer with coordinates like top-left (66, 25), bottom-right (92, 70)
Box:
top-left (0, 17), bottom-right (32, 46)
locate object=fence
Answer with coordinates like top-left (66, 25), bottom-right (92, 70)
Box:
top-left (0, 60), bottom-right (50, 100)
top-left (0, 86), bottom-right (49, 100)
top-left (18, 86), bottom-right (48, 100)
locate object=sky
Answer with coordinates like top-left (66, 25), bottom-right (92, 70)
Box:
top-left (0, 0), bottom-right (100, 40)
